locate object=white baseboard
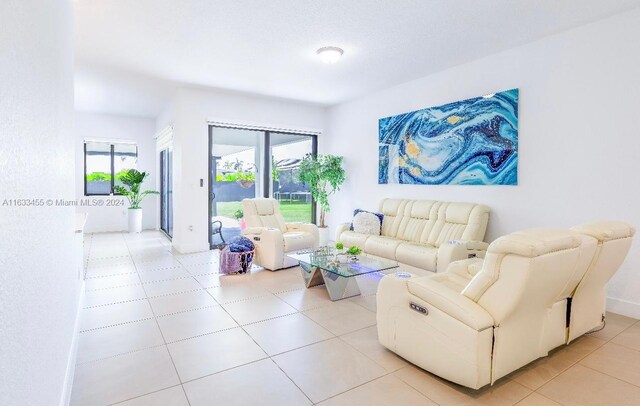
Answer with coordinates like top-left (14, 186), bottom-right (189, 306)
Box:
top-left (60, 283), bottom-right (85, 406)
top-left (607, 296), bottom-right (640, 319)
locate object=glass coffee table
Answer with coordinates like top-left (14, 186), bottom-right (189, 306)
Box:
top-left (288, 251), bottom-right (399, 301)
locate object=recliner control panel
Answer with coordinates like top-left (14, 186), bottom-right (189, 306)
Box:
top-left (410, 302), bottom-right (428, 315)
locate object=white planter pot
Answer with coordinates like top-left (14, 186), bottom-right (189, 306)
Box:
top-left (128, 208), bottom-right (143, 233)
top-left (318, 227), bottom-right (330, 247)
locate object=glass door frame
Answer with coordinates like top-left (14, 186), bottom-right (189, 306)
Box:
top-left (159, 148), bottom-right (173, 239)
top-left (208, 124), bottom-right (318, 249)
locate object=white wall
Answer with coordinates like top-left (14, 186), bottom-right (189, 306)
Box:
top-left (75, 112), bottom-right (159, 233)
top-left (0, 0), bottom-right (80, 405)
top-left (324, 9), bottom-right (640, 317)
top-left (161, 87), bottom-right (326, 253)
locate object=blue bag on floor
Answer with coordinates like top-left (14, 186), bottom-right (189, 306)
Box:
top-left (220, 236), bottom-right (255, 274)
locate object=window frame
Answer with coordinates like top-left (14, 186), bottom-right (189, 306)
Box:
top-left (84, 141), bottom-right (138, 196)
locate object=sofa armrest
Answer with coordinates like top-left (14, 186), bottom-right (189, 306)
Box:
top-left (446, 257), bottom-right (484, 279)
top-left (242, 226), bottom-right (268, 235)
top-left (241, 227), bottom-right (285, 245)
top-left (335, 222), bottom-right (350, 241)
top-left (286, 223), bottom-right (320, 248)
top-left (437, 240), bottom-right (489, 273)
top-left (241, 227), bottom-right (285, 270)
top-left (408, 277), bottom-right (494, 330)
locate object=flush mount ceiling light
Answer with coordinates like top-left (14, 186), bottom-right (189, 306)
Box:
top-left (316, 46), bottom-right (344, 64)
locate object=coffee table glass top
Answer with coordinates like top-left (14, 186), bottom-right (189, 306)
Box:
top-left (288, 251), bottom-right (399, 278)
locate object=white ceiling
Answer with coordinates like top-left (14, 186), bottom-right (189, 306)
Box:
top-left (74, 0), bottom-right (640, 117)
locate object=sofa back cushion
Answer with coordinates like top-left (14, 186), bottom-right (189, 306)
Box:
top-left (378, 199), bottom-right (408, 238)
top-left (397, 200), bottom-right (440, 242)
top-left (378, 199), bottom-right (489, 246)
top-left (242, 198), bottom-right (287, 232)
top-left (426, 203), bottom-right (490, 247)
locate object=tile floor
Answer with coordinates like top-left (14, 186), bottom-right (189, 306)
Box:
top-left (71, 231), bottom-right (640, 405)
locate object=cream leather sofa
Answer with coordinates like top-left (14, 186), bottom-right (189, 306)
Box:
top-left (377, 223), bottom-right (634, 389)
top-left (241, 198), bottom-right (319, 270)
top-left (568, 222), bottom-right (636, 342)
top-left (336, 199), bottom-right (490, 274)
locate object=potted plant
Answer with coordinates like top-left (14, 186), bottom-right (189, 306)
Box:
top-left (345, 245), bottom-right (362, 262)
top-left (299, 154), bottom-right (346, 246)
top-left (113, 169), bottom-right (159, 233)
top-left (233, 208), bottom-right (246, 230)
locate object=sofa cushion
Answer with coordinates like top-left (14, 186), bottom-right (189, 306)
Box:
top-left (364, 236), bottom-right (402, 260)
top-left (352, 211), bottom-right (382, 235)
top-left (395, 242), bottom-right (437, 272)
top-left (350, 209), bottom-right (383, 230)
top-left (339, 230), bottom-right (371, 248)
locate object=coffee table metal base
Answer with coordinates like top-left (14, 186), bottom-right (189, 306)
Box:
top-left (299, 262), bottom-right (362, 301)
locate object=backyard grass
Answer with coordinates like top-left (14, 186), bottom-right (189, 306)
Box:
top-left (216, 200), bottom-right (313, 223)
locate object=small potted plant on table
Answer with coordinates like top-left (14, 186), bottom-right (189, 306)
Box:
top-left (345, 245), bottom-right (363, 262)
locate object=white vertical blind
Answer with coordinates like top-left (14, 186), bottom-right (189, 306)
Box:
top-left (155, 125), bottom-right (173, 150)
top-left (206, 119), bottom-right (322, 135)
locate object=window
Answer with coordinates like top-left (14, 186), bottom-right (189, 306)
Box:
top-left (84, 141), bottom-right (138, 195)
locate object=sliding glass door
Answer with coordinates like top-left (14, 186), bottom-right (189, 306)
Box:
top-left (270, 132), bottom-right (314, 223)
top-left (208, 126), bottom-right (316, 249)
top-left (209, 128), bottom-right (263, 247)
top-left (160, 148), bottom-right (173, 237)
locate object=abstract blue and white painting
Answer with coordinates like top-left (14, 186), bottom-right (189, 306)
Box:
top-left (378, 89), bottom-right (518, 185)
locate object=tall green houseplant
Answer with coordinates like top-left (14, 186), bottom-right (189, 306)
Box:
top-left (113, 169), bottom-right (159, 208)
top-left (299, 154), bottom-right (346, 228)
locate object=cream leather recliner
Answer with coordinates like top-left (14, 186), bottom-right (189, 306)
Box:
top-left (377, 228), bottom-right (599, 389)
top-left (567, 221), bottom-right (636, 342)
top-left (336, 199), bottom-right (490, 275)
top-left (241, 198), bottom-right (319, 271)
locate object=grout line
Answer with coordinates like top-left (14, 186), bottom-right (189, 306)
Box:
top-left (85, 271), bottom-right (139, 279)
top-left (163, 325), bottom-right (242, 345)
top-left (266, 357), bottom-right (315, 405)
top-left (82, 285), bottom-right (220, 309)
top-left (107, 383), bottom-right (185, 406)
top-left (78, 232), bottom-right (397, 405)
top-left (603, 339), bottom-right (640, 353)
top-left (76, 343), bottom-right (167, 366)
top-left (145, 287), bottom-right (205, 299)
top-left (155, 305), bottom-right (220, 318)
top-left (85, 274), bottom-right (198, 292)
top-left (176, 357), bottom-right (271, 386)
top-left (82, 297), bottom-right (148, 309)
top-left (569, 363), bottom-right (640, 389)
top-left (85, 282), bottom-right (144, 291)
top-left (122, 233), bottom-right (193, 406)
top-left (135, 264), bottom-right (185, 272)
top-left (181, 256), bottom-right (316, 404)
top-left (314, 369), bottom-right (398, 404)
top-left (79, 317), bottom-right (156, 333)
